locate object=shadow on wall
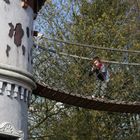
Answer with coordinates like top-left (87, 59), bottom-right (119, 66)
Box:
top-left (0, 135), bottom-right (19, 140)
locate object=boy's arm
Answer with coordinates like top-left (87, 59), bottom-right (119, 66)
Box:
top-left (89, 66), bottom-right (96, 76)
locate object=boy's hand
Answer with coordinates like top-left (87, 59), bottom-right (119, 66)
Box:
top-left (89, 67), bottom-right (96, 76)
top-left (89, 70), bottom-right (93, 77)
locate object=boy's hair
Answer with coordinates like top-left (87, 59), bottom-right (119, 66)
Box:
top-left (91, 56), bottom-right (101, 64)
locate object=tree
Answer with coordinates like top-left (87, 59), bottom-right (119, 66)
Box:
top-left (29, 0), bottom-right (140, 139)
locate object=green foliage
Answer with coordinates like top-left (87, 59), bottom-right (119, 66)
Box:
top-left (29, 0), bottom-right (140, 140)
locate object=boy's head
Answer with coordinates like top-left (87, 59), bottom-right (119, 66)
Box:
top-left (91, 56), bottom-right (101, 67)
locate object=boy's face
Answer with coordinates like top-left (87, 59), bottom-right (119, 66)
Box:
top-left (93, 60), bottom-right (100, 67)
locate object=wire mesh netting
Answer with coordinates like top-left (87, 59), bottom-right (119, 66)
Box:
top-left (32, 37), bottom-right (140, 103)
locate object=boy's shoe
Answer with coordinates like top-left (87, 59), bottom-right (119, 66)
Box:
top-left (101, 95), bottom-right (104, 99)
top-left (91, 95), bottom-right (96, 98)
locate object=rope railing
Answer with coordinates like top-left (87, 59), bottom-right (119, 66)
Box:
top-left (35, 45), bottom-right (140, 66)
top-left (35, 36), bottom-right (140, 54)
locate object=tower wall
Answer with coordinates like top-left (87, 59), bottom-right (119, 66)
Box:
top-left (0, 0), bottom-right (35, 139)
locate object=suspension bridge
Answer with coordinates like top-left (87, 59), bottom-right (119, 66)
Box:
top-left (32, 35), bottom-right (140, 113)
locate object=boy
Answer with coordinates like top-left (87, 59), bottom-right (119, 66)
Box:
top-left (89, 56), bottom-right (110, 98)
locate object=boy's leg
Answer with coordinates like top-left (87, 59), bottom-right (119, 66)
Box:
top-left (100, 82), bottom-right (107, 98)
top-left (92, 80), bottom-right (101, 98)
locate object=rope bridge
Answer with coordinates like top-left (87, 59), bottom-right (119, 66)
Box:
top-left (32, 37), bottom-right (140, 113)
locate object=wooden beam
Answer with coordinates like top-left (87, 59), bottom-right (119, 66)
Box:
top-left (21, 0), bottom-right (45, 13)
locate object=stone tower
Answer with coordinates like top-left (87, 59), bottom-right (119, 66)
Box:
top-left (0, 0), bottom-right (45, 139)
